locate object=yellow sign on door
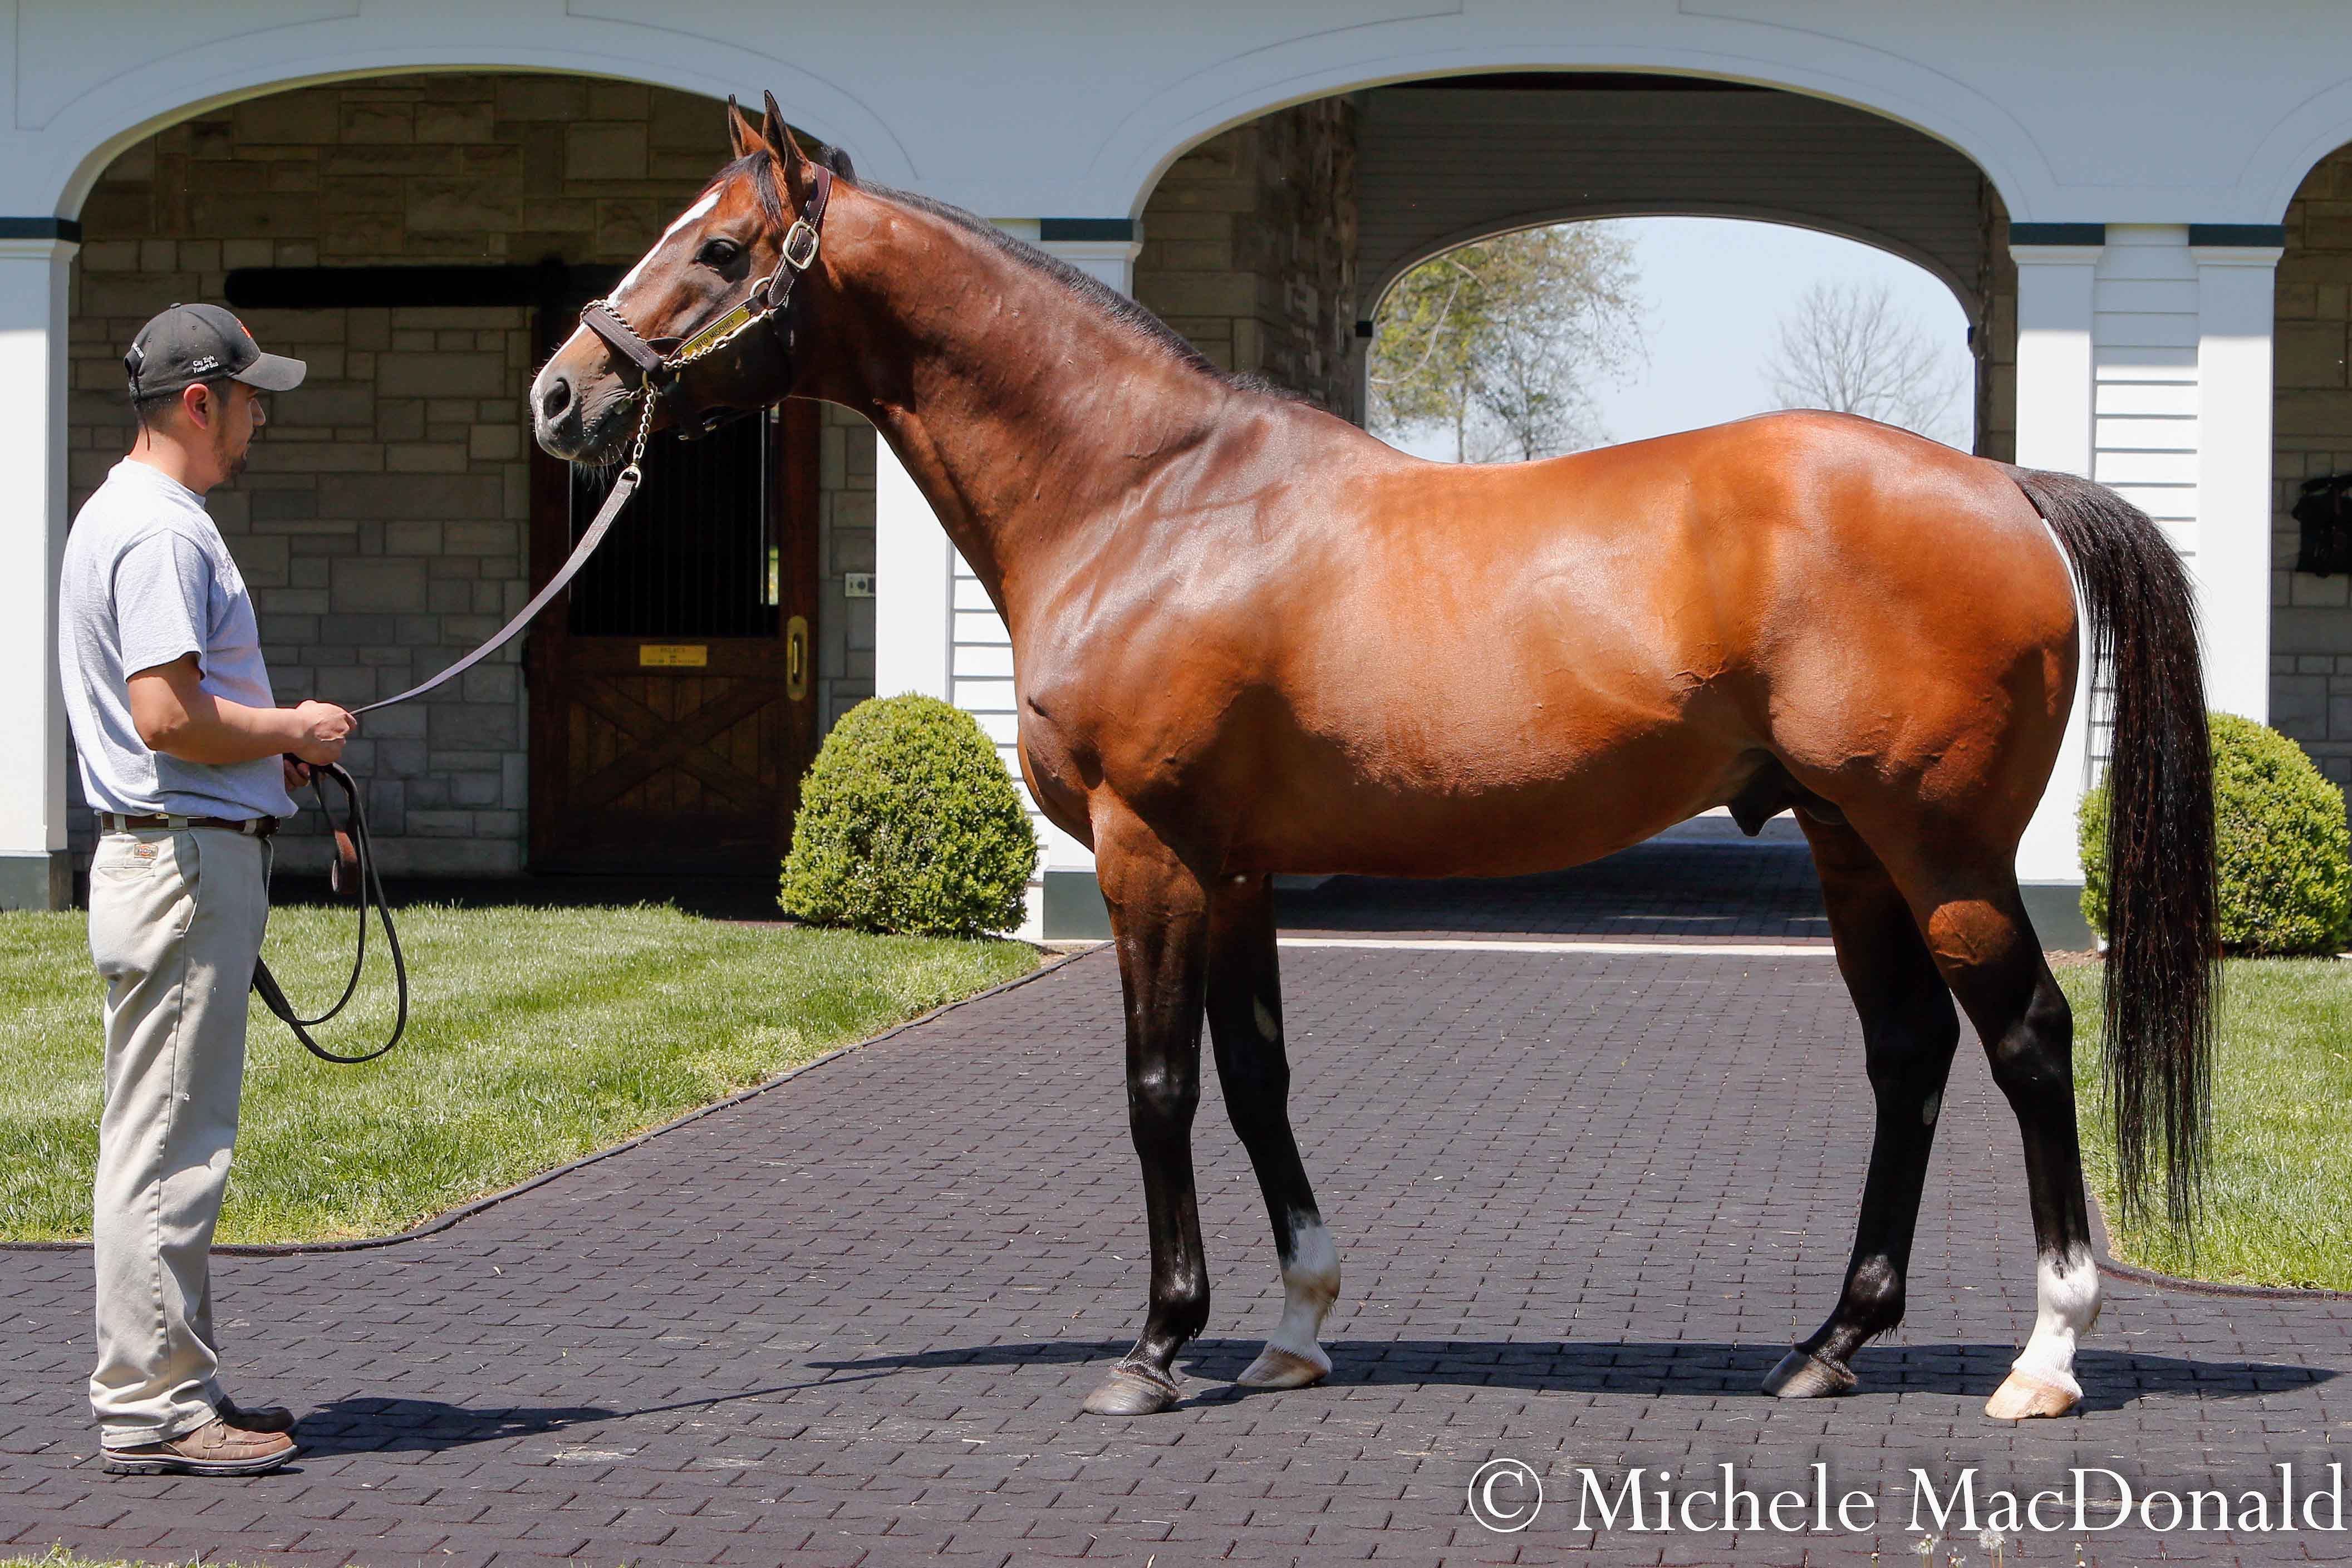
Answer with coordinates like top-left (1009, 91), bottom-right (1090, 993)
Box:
top-left (639, 644), bottom-right (709, 668)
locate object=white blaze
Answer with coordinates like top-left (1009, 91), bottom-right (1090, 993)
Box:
top-left (612, 188), bottom-right (721, 304)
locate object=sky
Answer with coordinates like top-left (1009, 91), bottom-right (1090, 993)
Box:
top-left (1384, 215), bottom-right (1975, 460)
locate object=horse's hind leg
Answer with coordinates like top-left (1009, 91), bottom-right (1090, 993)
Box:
top-left (1869, 829), bottom-right (2103, 1419)
top-left (1765, 816), bottom-right (1962, 1399)
top-left (1205, 874), bottom-right (1339, 1390)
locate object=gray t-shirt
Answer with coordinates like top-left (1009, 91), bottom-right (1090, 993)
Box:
top-left (58, 459), bottom-right (299, 819)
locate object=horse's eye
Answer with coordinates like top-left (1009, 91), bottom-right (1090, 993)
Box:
top-left (696, 239), bottom-right (742, 268)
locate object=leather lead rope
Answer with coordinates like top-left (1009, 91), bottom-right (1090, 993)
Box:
top-left (251, 763), bottom-right (407, 1064)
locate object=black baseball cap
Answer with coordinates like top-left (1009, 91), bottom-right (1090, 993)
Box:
top-left (124, 303), bottom-right (306, 399)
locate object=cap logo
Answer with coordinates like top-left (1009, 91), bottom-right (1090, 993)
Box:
top-left (188, 355), bottom-right (219, 373)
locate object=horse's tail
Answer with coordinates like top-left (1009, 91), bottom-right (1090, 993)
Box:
top-left (2006, 465), bottom-right (2218, 1232)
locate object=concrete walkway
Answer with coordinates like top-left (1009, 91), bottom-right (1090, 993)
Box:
top-left (3, 941), bottom-right (2345, 1566)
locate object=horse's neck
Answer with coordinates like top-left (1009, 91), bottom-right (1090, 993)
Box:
top-left (809, 195), bottom-right (1233, 621)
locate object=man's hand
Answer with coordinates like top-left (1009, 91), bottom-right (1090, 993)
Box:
top-left (283, 757), bottom-right (313, 794)
top-left (129, 655), bottom-right (358, 767)
top-left (287, 700), bottom-right (356, 765)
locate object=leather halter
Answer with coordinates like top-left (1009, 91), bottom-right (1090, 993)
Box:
top-left (580, 163), bottom-right (833, 408)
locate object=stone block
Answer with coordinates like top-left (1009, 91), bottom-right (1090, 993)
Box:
top-left (497, 77), bottom-right (587, 121)
top-left (402, 809), bottom-right (476, 839)
top-left (386, 443), bottom-right (470, 473)
top-left (328, 557), bottom-right (428, 614)
top-left (234, 92), bottom-right (337, 145)
top-left (385, 521), bottom-right (443, 556)
top-left (311, 666), bottom-right (379, 706)
top-left (340, 100), bottom-right (413, 144)
top-left (409, 179), bottom-right (521, 234)
top-left (276, 384), bottom-right (374, 427)
top-left (567, 123), bottom-right (648, 183)
top-left (416, 100), bottom-right (495, 144)
top-left (461, 665), bottom-right (519, 705)
top-left (469, 425), bottom-right (521, 461)
top-left (473, 809), bottom-right (521, 841)
top-left (376, 353), bottom-right (507, 399)
top-left (450, 771), bottom-right (504, 808)
top-left (189, 191), bottom-right (318, 239)
top-left (430, 703), bottom-right (518, 749)
top-left (377, 740), bottom-right (430, 779)
top-left (317, 472), bottom-right (503, 522)
top-left (443, 520), bottom-right (519, 556)
top-left (2277, 323), bottom-right (2348, 390)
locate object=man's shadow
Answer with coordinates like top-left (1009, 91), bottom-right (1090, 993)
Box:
top-left (810, 1337), bottom-right (2338, 1415)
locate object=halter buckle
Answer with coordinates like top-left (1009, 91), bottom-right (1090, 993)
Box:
top-left (781, 218), bottom-right (821, 272)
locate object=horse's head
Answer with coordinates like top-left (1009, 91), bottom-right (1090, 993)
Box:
top-left (532, 92), bottom-right (846, 464)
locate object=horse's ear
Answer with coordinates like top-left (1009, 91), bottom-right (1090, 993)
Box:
top-left (725, 95), bottom-right (765, 161)
top-left (760, 91), bottom-right (791, 161)
top-left (765, 92), bottom-right (823, 211)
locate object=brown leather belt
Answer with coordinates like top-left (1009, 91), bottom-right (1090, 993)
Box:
top-left (97, 812), bottom-right (279, 838)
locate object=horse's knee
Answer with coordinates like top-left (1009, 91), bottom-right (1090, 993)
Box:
top-left (1128, 1066), bottom-right (1200, 1128)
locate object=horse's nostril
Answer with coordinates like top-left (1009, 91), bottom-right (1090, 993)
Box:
top-left (539, 373), bottom-right (573, 422)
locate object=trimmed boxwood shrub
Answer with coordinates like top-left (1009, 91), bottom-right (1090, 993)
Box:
top-left (2081, 711), bottom-right (2351, 956)
top-left (780, 695), bottom-right (1039, 937)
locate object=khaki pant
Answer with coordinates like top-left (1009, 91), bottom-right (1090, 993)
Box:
top-left (85, 826), bottom-right (269, 1444)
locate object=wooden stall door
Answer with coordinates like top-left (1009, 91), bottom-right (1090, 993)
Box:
top-left (527, 401), bottom-right (821, 873)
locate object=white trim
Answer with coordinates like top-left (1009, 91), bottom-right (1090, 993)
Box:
top-left (0, 238), bottom-right (75, 896)
top-left (2190, 242), bottom-right (2282, 724)
top-left (2011, 240), bottom-right (2102, 887)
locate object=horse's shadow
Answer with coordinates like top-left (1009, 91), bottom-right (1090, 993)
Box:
top-left (810, 1338), bottom-right (2336, 1415)
top-left (293, 1395), bottom-right (615, 1457)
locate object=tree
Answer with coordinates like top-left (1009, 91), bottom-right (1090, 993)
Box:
top-left (1370, 224), bottom-right (1645, 463)
top-left (1764, 278), bottom-right (1966, 446)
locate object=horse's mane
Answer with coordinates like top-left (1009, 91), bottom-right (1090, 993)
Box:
top-left (714, 146), bottom-right (1302, 401)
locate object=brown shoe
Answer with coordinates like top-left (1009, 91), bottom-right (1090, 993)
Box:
top-left (219, 1396), bottom-right (297, 1434)
top-left (103, 1417), bottom-right (296, 1476)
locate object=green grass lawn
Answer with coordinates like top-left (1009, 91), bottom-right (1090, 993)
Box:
top-left (2059, 957), bottom-right (2352, 1291)
top-left (0, 903), bottom-right (1036, 1246)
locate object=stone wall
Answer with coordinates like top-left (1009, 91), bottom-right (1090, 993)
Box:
top-left (1133, 99), bottom-right (1361, 418)
top-left (2272, 146), bottom-right (2352, 798)
top-left (65, 73), bottom-right (872, 873)
top-left (1975, 180), bottom-right (2019, 465)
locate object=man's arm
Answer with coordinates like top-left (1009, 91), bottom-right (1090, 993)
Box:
top-left (127, 654), bottom-right (355, 766)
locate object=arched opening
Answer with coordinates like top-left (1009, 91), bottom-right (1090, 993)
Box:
top-left (62, 72), bottom-right (868, 881)
top-left (1365, 214), bottom-right (1977, 462)
top-left (1129, 72), bottom-right (2017, 461)
top-left (2273, 140), bottom-right (2352, 803)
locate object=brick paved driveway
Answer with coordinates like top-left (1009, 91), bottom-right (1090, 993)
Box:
top-left (4, 938), bottom-right (2346, 1566)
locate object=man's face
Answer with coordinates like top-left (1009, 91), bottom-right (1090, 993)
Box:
top-left (201, 381), bottom-right (266, 484)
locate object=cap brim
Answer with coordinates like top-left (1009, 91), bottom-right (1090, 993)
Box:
top-left (232, 351), bottom-right (306, 392)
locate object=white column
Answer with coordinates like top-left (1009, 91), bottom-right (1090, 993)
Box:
top-left (872, 444), bottom-right (951, 702)
top-left (0, 234), bottom-right (75, 910)
top-left (2189, 238), bottom-right (2282, 724)
top-left (2011, 240), bottom-right (2104, 891)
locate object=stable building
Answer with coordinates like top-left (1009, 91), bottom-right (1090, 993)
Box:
top-left (4, 3), bottom-right (2350, 941)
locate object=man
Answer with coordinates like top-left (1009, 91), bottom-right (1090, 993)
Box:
top-left (57, 304), bottom-right (356, 1477)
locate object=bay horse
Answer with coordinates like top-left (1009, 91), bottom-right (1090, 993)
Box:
top-left (532, 96), bottom-right (2218, 1423)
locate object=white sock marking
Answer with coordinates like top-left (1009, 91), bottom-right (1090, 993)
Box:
top-left (1266, 1215), bottom-right (1340, 1361)
top-left (2010, 1245), bottom-right (2100, 1395)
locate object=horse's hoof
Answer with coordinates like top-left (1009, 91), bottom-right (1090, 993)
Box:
top-left (1985, 1368), bottom-right (2080, 1420)
top-left (1236, 1344), bottom-right (1330, 1390)
top-left (1081, 1361), bottom-right (1182, 1415)
top-left (1761, 1346), bottom-right (1857, 1399)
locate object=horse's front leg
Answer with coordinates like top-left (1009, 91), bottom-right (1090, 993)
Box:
top-left (1082, 809), bottom-right (1212, 1416)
